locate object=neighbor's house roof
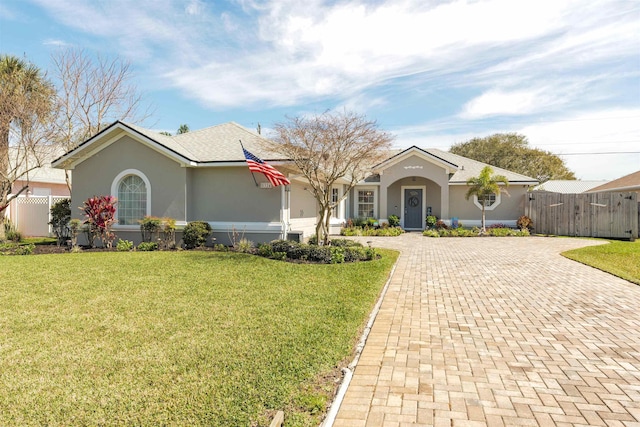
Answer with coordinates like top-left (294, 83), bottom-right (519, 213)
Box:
top-left (52, 121), bottom-right (287, 170)
top-left (374, 146), bottom-right (538, 184)
top-left (587, 170), bottom-right (640, 193)
top-left (11, 146), bottom-right (67, 185)
top-left (532, 180), bottom-right (607, 194)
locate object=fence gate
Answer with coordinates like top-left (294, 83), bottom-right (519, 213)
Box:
top-left (11, 196), bottom-right (69, 237)
top-left (525, 191), bottom-right (638, 239)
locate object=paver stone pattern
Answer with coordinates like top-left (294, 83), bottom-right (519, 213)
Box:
top-left (333, 235), bottom-right (640, 427)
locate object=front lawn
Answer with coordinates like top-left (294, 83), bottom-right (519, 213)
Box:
top-left (562, 239), bottom-right (640, 285)
top-left (0, 250), bottom-right (397, 426)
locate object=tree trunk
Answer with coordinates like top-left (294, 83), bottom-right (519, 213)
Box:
top-left (0, 210), bottom-right (6, 241)
top-left (65, 169), bottom-right (72, 192)
top-left (481, 205), bottom-right (486, 232)
top-left (323, 207), bottom-right (332, 245)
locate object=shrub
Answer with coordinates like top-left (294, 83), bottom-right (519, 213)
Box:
top-left (139, 216), bottom-right (162, 242)
top-left (340, 227), bottom-right (361, 236)
top-left (69, 219), bottom-right (82, 248)
top-left (387, 215), bottom-right (400, 227)
top-left (160, 218), bottom-right (177, 249)
top-left (116, 239), bottom-right (134, 252)
top-left (214, 243), bottom-right (229, 252)
top-left (183, 221), bottom-right (212, 249)
top-left (423, 229), bottom-right (440, 237)
top-left (49, 198), bottom-right (71, 246)
top-left (435, 220), bottom-right (448, 230)
top-left (362, 227), bottom-right (403, 237)
top-left (137, 241), bottom-right (158, 251)
top-left (487, 227), bottom-right (513, 237)
top-left (6, 229), bottom-right (21, 243)
top-left (517, 215), bottom-right (533, 231)
top-left (256, 243), bottom-right (273, 257)
top-left (330, 239), bottom-right (362, 248)
top-left (3, 219), bottom-right (20, 242)
top-left (330, 247), bottom-right (345, 264)
top-left (235, 238), bottom-right (254, 253)
top-left (426, 215), bottom-right (437, 229)
top-left (81, 195), bottom-right (117, 248)
top-left (514, 228), bottom-right (530, 236)
top-left (487, 223), bottom-right (508, 230)
top-left (14, 243), bottom-right (34, 255)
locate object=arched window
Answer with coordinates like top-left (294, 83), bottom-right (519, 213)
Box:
top-left (111, 170), bottom-right (151, 225)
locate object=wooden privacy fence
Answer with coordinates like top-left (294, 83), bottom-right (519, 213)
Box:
top-left (525, 191), bottom-right (638, 240)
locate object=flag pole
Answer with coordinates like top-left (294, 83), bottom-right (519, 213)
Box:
top-left (240, 140), bottom-right (259, 187)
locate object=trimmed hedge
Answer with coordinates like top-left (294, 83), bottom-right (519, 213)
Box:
top-left (259, 240), bottom-right (377, 264)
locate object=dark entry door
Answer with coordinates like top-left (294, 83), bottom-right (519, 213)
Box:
top-left (404, 189), bottom-right (423, 229)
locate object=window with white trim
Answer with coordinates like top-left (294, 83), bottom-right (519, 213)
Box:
top-left (117, 175), bottom-right (147, 225)
top-left (357, 189), bottom-right (375, 218)
top-left (473, 193), bottom-right (501, 211)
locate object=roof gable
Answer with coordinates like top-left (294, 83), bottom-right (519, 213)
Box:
top-left (52, 120), bottom-right (284, 170)
top-left (375, 146), bottom-right (459, 173)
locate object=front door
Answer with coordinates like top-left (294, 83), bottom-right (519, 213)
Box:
top-left (404, 189), bottom-right (423, 229)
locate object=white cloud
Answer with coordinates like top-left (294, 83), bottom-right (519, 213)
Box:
top-left (43, 38), bottom-right (70, 47)
top-left (461, 89), bottom-right (559, 119)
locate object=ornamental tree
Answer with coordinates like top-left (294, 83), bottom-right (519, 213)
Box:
top-left (465, 166), bottom-right (509, 232)
top-left (269, 110), bottom-right (393, 245)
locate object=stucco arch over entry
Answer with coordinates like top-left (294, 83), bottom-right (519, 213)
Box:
top-left (375, 147), bottom-right (458, 227)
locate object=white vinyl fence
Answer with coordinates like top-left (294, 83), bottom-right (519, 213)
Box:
top-left (7, 195), bottom-right (69, 237)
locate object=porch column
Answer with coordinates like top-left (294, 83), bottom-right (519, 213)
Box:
top-left (379, 182), bottom-right (388, 220)
top-left (440, 183), bottom-right (449, 219)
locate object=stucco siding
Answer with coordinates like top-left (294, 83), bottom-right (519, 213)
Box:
top-left (386, 177), bottom-right (443, 220)
top-left (379, 155), bottom-right (450, 219)
top-left (70, 135), bottom-right (187, 223)
top-left (448, 185), bottom-right (528, 224)
top-left (189, 167), bottom-right (280, 222)
top-left (289, 181), bottom-right (318, 219)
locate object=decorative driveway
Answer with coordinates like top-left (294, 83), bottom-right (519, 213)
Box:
top-left (333, 234), bottom-right (640, 426)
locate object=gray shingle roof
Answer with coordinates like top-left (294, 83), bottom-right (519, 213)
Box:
top-left (124, 122), bottom-right (282, 162)
top-left (420, 148), bottom-right (538, 183)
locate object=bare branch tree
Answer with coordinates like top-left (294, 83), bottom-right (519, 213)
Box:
top-left (0, 54), bottom-right (57, 240)
top-left (51, 48), bottom-right (153, 190)
top-left (269, 110), bottom-right (394, 245)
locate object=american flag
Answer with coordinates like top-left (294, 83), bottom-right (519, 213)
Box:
top-left (242, 147), bottom-right (291, 187)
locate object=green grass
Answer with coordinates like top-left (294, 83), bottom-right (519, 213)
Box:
top-left (562, 239), bottom-right (640, 285)
top-left (0, 250), bottom-right (397, 426)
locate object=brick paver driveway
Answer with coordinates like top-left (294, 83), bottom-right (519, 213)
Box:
top-left (333, 234), bottom-right (640, 426)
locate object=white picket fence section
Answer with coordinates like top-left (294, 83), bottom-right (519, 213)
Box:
top-left (7, 195), bottom-right (69, 237)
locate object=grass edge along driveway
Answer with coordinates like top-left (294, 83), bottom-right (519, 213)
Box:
top-left (562, 239), bottom-right (640, 285)
top-left (0, 249), bottom-right (398, 426)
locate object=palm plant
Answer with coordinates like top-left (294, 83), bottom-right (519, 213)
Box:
top-left (465, 166), bottom-right (509, 232)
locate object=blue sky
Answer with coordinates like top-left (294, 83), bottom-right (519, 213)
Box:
top-left (1, 0), bottom-right (639, 181)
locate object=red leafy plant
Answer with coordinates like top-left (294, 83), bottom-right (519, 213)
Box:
top-left (81, 195), bottom-right (117, 248)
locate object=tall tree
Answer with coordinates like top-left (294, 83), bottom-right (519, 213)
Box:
top-left (269, 110), bottom-right (394, 245)
top-left (465, 166), bottom-right (509, 232)
top-left (450, 133), bottom-right (575, 183)
top-left (51, 48), bottom-right (152, 190)
top-left (0, 54), bottom-right (56, 240)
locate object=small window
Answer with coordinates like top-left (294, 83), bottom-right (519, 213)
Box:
top-left (357, 190), bottom-right (375, 218)
top-left (481, 194), bottom-right (496, 207)
top-left (473, 193), bottom-right (501, 211)
top-left (117, 175), bottom-right (147, 225)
